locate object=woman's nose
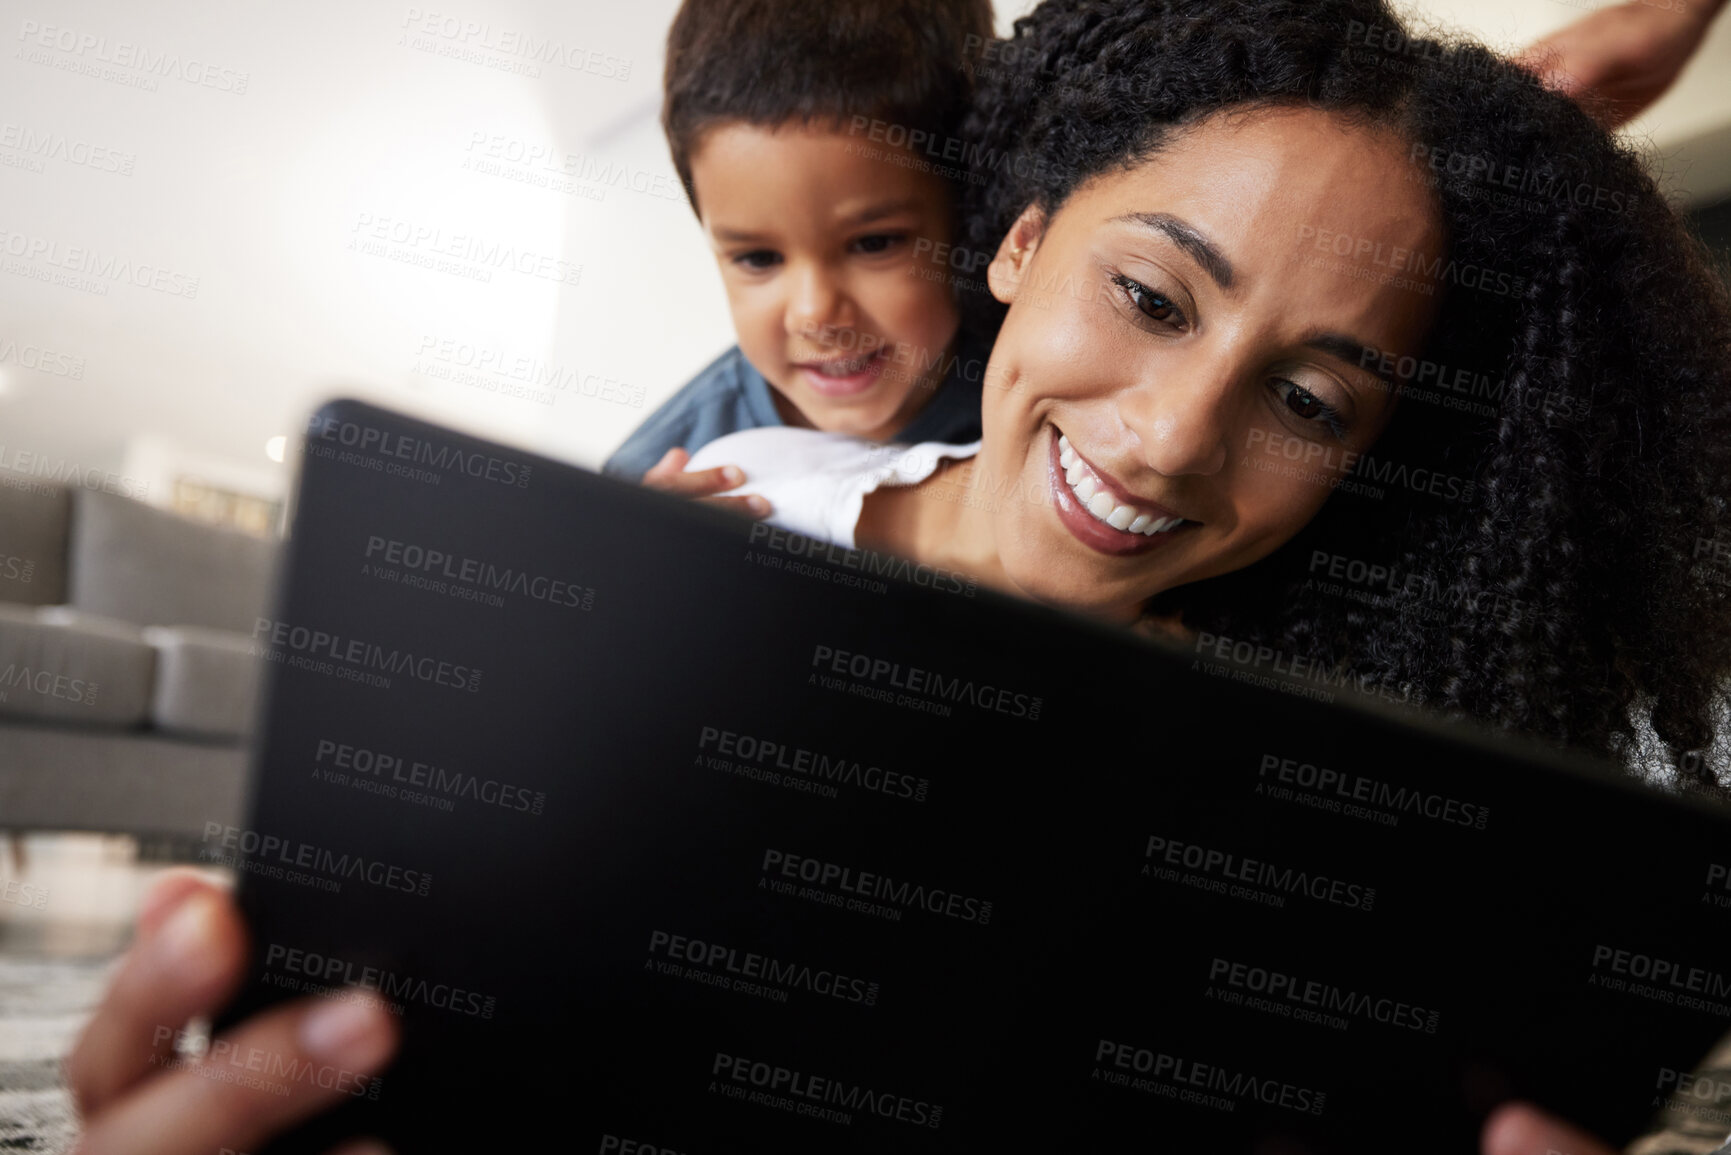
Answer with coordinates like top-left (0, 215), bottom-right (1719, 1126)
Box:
top-left (1117, 370), bottom-right (1234, 477)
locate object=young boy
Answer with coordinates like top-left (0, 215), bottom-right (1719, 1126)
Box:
top-left (603, 0), bottom-right (995, 513)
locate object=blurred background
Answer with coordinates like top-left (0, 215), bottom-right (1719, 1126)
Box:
top-left (3, 0), bottom-right (1731, 529)
top-left (1, 2), bottom-right (1730, 1143)
top-left (4, 0), bottom-right (1731, 946)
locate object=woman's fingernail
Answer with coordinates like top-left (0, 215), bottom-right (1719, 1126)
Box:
top-left (300, 999), bottom-right (394, 1070)
top-left (748, 496), bottom-right (770, 516)
top-left (138, 874), bottom-right (196, 928)
top-left (153, 891), bottom-right (223, 980)
top-left (723, 466), bottom-right (744, 485)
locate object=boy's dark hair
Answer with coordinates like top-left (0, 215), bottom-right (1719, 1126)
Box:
top-left (662, 0), bottom-right (994, 214)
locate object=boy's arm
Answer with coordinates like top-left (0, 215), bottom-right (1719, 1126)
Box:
top-left (601, 346), bottom-right (766, 482)
top-left (603, 348), bottom-right (771, 516)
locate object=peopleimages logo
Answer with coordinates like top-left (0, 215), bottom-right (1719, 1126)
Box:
top-left (0, 227), bottom-right (200, 297)
top-left (264, 943), bottom-right (496, 1018)
top-left (597, 1137), bottom-right (688, 1155)
top-left (1702, 862), bottom-right (1731, 912)
top-left (0, 122), bottom-right (134, 174)
top-left (305, 414), bottom-right (533, 488)
top-left (0, 878), bottom-right (48, 911)
top-left (1589, 944), bottom-right (1731, 1016)
top-left (313, 738), bottom-right (545, 816)
top-left (760, 849), bottom-right (993, 925)
top-left (398, 7), bottom-right (632, 81)
top-left (711, 1051), bottom-right (943, 1129)
top-left (363, 535), bottom-right (594, 611)
top-left (1207, 957), bottom-right (1439, 1034)
top-left (0, 663), bottom-right (97, 706)
top-left (749, 523), bottom-right (976, 597)
top-left (1257, 753), bottom-right (1489, 831)
top-left (1094, 1039), bottom-right (1326, 1115)
top-left (0, 336), bottom-right (86, 378)
top-left (648, 929), bottom-right (881, 1007)
top-left (201, 823), bottom-right (432, 897)
top-left (150, 1025), bottom-right (381, 1100)
top-left (252, 617), bottom-right (482, 693)
top-left (809, 644), bottom-right (1042, 720)
top-left (16, 20), bottom-right (250, 92)
top-left (1143, 835), bottom-right (1375, 912)
top-left (0, 444), bottom-right (148, 499)
top-left (1408, 144), bottom-right (1630, 214)
top-left (697, 725), bottom-right (929, 803)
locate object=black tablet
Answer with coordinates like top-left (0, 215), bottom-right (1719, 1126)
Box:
top-left (219, 398), bottom-right (1731, 1154)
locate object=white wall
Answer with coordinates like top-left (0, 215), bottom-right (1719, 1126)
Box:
top-left (1, 0), bottom-right (1728, 504)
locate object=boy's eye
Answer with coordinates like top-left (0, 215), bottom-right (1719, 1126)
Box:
top-left (850, 233), bottom-right (904, 255)
top-left (1111, 273), bottom-right (1188, 330)
top-left (733, 249), bottom-right (782, 271)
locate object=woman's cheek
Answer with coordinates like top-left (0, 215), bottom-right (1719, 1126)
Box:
top-left (1038, 306), bottom-right (1110, 399)
top-left (1232, 473), bottom-right (1335, 560)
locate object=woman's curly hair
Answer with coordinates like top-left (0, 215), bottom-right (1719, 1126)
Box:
top-left (957, 0), bottom-right (1731, 792)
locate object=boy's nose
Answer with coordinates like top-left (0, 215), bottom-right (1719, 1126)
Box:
top-left (784, 263), bottom-right (852, 336)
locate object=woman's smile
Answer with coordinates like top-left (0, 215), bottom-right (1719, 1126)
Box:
top-left (1047, 424), bottom-right (1196, 556)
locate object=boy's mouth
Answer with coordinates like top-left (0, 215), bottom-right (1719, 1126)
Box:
top-left (794, 347), bottom-right (888, 398)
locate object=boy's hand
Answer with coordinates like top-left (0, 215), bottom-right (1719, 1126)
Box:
top-left (67, 870), bottom-right (399, 1155)
top-left (642, 447), bottom-right (771, 518)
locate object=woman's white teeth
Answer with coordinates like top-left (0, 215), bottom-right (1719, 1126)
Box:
top-left (1055, 432), bottom-right (1183, 536)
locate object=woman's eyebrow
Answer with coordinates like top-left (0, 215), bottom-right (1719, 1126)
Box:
top-left (1305, 332), bottom-right (1398, 390)
top-left (1111, 211), bottom-right (1235, 290)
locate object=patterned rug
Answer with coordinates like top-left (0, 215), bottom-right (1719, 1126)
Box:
top-left (0, 954), bottom-right (117, 1154)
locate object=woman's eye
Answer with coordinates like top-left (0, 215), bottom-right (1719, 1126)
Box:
top-left (851, 234), bottom-right (903, 255)
top-left (1272, 379), bottom-right (1348, 439)
top-left (734, 250), bottom-right (781, 271)
top-left (1112, 274), bottom-right (1187, 329)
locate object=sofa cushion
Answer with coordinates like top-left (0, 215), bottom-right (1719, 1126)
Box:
top-left (142, 626), bottom-right (262, 738)
top-left (67, 489), bottom-right (278, 632)
top-left (0, 606), bottom-right (154, 726)
top-left (0, 482), bottom-right (70, 606)
top-left (33, 605), bottom-right (147, 640)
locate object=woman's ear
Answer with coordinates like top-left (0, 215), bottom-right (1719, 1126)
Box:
top-left (987, 205), bottom-right (1046, 305)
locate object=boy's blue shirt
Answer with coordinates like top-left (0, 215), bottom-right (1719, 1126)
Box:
top-left (601, 332), bottom-right (990, 482)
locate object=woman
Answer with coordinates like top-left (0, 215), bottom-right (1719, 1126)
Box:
top-left (64, 1), bottom-right (1731, 1152)
top-left (681, 0), bottom-right (1731, 797)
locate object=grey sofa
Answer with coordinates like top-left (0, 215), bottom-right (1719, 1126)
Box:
top-left (0, 481), bottom-right (275, 839)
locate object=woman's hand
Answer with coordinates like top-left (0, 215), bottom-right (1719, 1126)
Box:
top-left (1516, 0), bottom-right (1721, 129)
top-left (1481, 1101), bottom-right (1622, 1155)
top-left (66, 870), bottom-right (399, 1155)
top-left (641, 447), bottom-right (772, 518)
